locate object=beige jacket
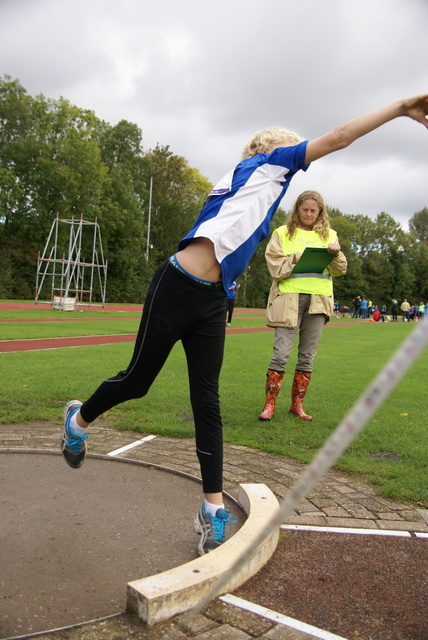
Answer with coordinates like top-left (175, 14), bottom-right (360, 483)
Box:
top-left (265, 231), bottom-right (348, 328)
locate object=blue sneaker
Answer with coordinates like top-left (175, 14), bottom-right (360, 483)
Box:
top-left (61, 401), bottom-right (87, 469)
top-left (194, 503), bottom-right (238, 555)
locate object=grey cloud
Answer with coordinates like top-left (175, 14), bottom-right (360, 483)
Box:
top-left (0, 0), bottom-right (426, 226)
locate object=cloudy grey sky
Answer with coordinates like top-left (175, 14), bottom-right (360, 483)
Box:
top-left (1, 0), bottom-right (427, 228)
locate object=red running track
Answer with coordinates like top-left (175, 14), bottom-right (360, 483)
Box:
top-left (0, 327), bottom-right (273, 353)
top-left (0, 301), bottom-right (271, 352)
top-left (0, 301), bottom-right (362, 353)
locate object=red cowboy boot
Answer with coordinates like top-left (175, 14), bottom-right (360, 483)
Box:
top-left (289, 370), bottom-right (313, 421)
top-left (258, 369), bottom-right (284, 421)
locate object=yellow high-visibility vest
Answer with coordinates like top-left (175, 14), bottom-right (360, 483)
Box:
top-left (275, 226), bottom-right (337, 296)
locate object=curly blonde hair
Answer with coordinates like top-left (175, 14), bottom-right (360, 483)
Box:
top-left (241, 126), bottom-right (303, 159)
top-left (286, 190), bottom-right (331, 241)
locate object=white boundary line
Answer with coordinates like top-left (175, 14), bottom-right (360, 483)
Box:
top-left (415, 532), bottom-right (428, 539)
top-left (221, 594), bottom-right (349, 640)
top-left (1, 346), bottom-right (123, 353)
top-left (107, 435), bottom-right (157, 456)
top-left (281, 524), bottom-right (412, 537)
top-left (0, 333), bottom-right (134, 344)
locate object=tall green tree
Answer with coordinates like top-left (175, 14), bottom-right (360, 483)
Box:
top-left (0, 79), bottom-right (107, 244)
top-left (0, 77), bottom-right (153, 301)
top-left (409, 207), bottom-right (428, 244)
top-left (1, 75), bottom-right (427, 307)
top-left (95, 119), bottom-right (151, 300)
top-left (327, 207), bottom-right (365, 305)
top-left (143, 145), bottom-right (212, 267)
top-left (407, 240), bottom-right (428, 302)
top-left (345, 212), bottom-right (414, 306)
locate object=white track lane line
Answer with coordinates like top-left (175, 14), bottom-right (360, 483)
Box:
top-left (281, 524), bottom-right (412, 537)
top-left (221, 594), bottom-right (349, 640)
top-left (107, 435), bottom-right (157, 456)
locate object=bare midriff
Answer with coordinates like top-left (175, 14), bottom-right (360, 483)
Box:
top-left (176, 237), bottom-right (222, 282)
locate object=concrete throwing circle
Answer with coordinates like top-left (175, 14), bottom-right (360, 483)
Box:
top-left (0, 451), bottom-right (242, 638)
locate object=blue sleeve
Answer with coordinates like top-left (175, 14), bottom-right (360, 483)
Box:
top-left (268, 141), bottom-right (310, 173)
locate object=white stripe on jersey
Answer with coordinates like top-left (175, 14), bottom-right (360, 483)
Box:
top-left (194, 163), bottom-right (288, 263)
top-left (179, 141), bottom-right (309, 291)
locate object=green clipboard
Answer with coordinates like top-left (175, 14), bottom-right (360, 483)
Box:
top-left (292, 246), bottom-right (334, 274)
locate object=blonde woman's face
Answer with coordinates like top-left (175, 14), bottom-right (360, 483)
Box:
top-left (297, 199), bottom-right (320, 231)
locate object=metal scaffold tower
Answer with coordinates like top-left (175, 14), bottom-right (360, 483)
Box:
top-left (35, 214), bottom-right (108, 310)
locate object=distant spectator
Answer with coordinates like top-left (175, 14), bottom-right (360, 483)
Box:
top-left (372, 309), bottom-right (385, 322)
top-left (360, 297), bottom-right (368, 319)
top-left (391, 299), bottom-right (398, 321)
top-left (226, 280), bottom-right (240, 326)
top-left (352, 296), bottom-right (361, 318)
top-left (409, 304), bottom-right (418, 321)
top-left (341, 305), bottom-right (351, 317)
top-left (418, 302), bottom-right (425, 321)
top-left (401, 299), bottom-right (410, 321)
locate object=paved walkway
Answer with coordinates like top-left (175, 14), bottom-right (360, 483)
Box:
top-left (1, 422), bottom-right (427, 640)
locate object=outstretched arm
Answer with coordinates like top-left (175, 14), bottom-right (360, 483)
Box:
top-left (305, 95), bottom-right (428, 164)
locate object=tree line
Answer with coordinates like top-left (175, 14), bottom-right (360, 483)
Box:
top-left (1, 75), bottom-right (427, 311)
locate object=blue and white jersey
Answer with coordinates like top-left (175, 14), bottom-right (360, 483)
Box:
top-left (178, 141), bottom-right (310, 292)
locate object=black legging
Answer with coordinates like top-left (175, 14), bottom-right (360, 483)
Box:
top-left (80, 260), bottom-right (227, 493)
top-left (226, 297), bottom-right (235, 323)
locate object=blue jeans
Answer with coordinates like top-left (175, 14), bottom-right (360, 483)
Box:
top-left (81, 260), bottom-right (227, 493)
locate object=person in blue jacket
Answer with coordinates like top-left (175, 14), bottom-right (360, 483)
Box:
top-left (60, 94), bottom-right (428, 555)
top-left (226, 280), bottom-right (240, 326)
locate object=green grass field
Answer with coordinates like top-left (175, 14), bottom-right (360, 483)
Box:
top-left (1, 305), bottom-right (427, 507)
